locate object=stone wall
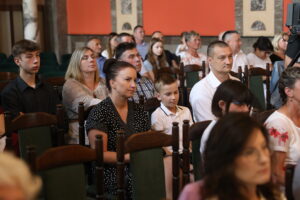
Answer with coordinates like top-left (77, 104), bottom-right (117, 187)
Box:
top-left (48, 0), bottom-right (298, 63)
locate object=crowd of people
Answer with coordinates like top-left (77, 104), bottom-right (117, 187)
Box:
top-left (0, 24), bottom-right (300, 200)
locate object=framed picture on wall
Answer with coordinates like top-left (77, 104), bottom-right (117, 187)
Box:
top-left (243, 0), bottom-right (274, 36)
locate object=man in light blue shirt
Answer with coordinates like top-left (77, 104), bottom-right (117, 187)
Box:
top-left (86, 37), bottom-right (106, 78)
top-left (133, 25), bottom-right (149, 60)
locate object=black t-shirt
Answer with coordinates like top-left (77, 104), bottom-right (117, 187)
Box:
top-left (270, 54), bottom-right (283, 64)
top-left (1, 76), bottom-right (60, 118)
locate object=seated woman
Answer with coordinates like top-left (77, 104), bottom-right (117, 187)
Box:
top-left (179, 113), bottom-right (283, 200)
top-left (200, 79), bottom-right (253, 155)
top-left (142, 38), bottom-right (169, 82)
top-left (85, 59), bottom-right (150, 198)
top-left (270, 32), bottom-right (289, 64)
top-left (265, 67), bottom-right (300, 185)
top-left (101, 32), bottom-right (118, 59)
top-left (62, 47), bottom-right (108, 144)
top-left (247, 36), bottom-right (273, 69)
top-left (179, 31), bottom-right (207, 66)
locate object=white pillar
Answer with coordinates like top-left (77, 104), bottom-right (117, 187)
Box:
top-left (23, 0), bottom-right (40, 43)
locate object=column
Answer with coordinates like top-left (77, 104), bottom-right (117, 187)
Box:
top-left (23, 0), bottom-right (40, 42)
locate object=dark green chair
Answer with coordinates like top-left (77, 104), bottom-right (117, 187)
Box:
top-left (40, 51), bottom-right (59, 66)
top-left (4, 107), bottom-right (65, 154)
top-left (26, 135), bottom-right (104, 200)
top-left (189, 120), bottom-right (211, 181)
top-left (6, 55), bottom-right (15, 64)
top-left (0, 53), bottom-right (7, 64)
top-left (1, 55), bottom-right (19, 73)
top-left (38, 65), bottom-right (65, 78)
top-left (117, 127), bottom-right (180, 200)
top-left (179, 61), bottom-right (206, 88)
top-left (244, 65), bottom-right (271, 111)
top-left (179, 62), bottom-right (206, 107)
top-left (60, 53), bottom-right (72, 71)
top-left (0, 63), bottom-right (19, 73)
top-left (39, 52), bottom-right (61, 76)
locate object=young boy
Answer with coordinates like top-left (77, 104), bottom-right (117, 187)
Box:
top-left (1, 39), bottom-right (60, 118)
top-left (151, 74), bottom-right (193, 199)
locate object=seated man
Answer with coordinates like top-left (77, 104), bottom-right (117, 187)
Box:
top-left (1, 39), bottom-right (60, 118)
top-left (189, 41), bottom-right (238, 122)
top-left (222, 30), bottom-right (248, 72)
top-left (115, 42), bottom-right (155, 103)
top-left (133, 25), bottom-right (149, 60)
top-left (116, 32), bottom-right (135, 44)
top-left (86, 37), bottom-right (106, 78)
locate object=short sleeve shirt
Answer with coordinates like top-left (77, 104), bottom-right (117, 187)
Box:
top-left (246, 52), bottom-right (271, 69)
top-left (180, 52), bottom-right (207, 66)
top-left (85, 97), bottom-right (151, 151)
top-left (1, 76), bottom-right (60, 118)
top-left (151, 103), bottom-right (193, 152)
top-left (265, 111), bottom-right (300, 165)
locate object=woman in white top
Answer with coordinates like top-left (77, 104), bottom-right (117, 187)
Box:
top-left (265, 67), bottom-right (300, 185)
top-left (142, 38), bottom-right (169, 82)
top-left (247, 36), bottom-right (273, 69)
top-left (180, 31), bottom-right (207, 66)
top-left (62, 47), bottom-right (108, 144)
top-left (200, 80), bottom-right (253, 155)
top-left (101, 32), bottom-right (118, 59)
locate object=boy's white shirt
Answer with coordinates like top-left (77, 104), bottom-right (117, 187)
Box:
top-left (151, 102), bottom-right (193, 153)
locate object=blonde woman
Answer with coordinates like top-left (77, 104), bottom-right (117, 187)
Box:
top-left (0, 152), bottom-right (41, 200)
top-left (270, 32), bottom-right (289, 64)
top-left (62, 47), bottom-right (108, 144)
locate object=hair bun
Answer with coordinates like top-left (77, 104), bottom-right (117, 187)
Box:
top-left (103, 58), bottom-right (118, 74)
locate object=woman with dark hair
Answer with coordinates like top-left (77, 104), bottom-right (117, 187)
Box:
top-left (247, 36), bottom-right (274, 69)
top-left (199, 79), bottom-right (253, 155)
top-left (179, 113), bottom-right (283, 200)
top-left (101, 32), bottom-right (118, 59)
top-left (85, 59), bottom-right (150, 198)
top-left (142, 38), bottom-right (169, 82)
top-left (265, 67), bottom-right (300, 185)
